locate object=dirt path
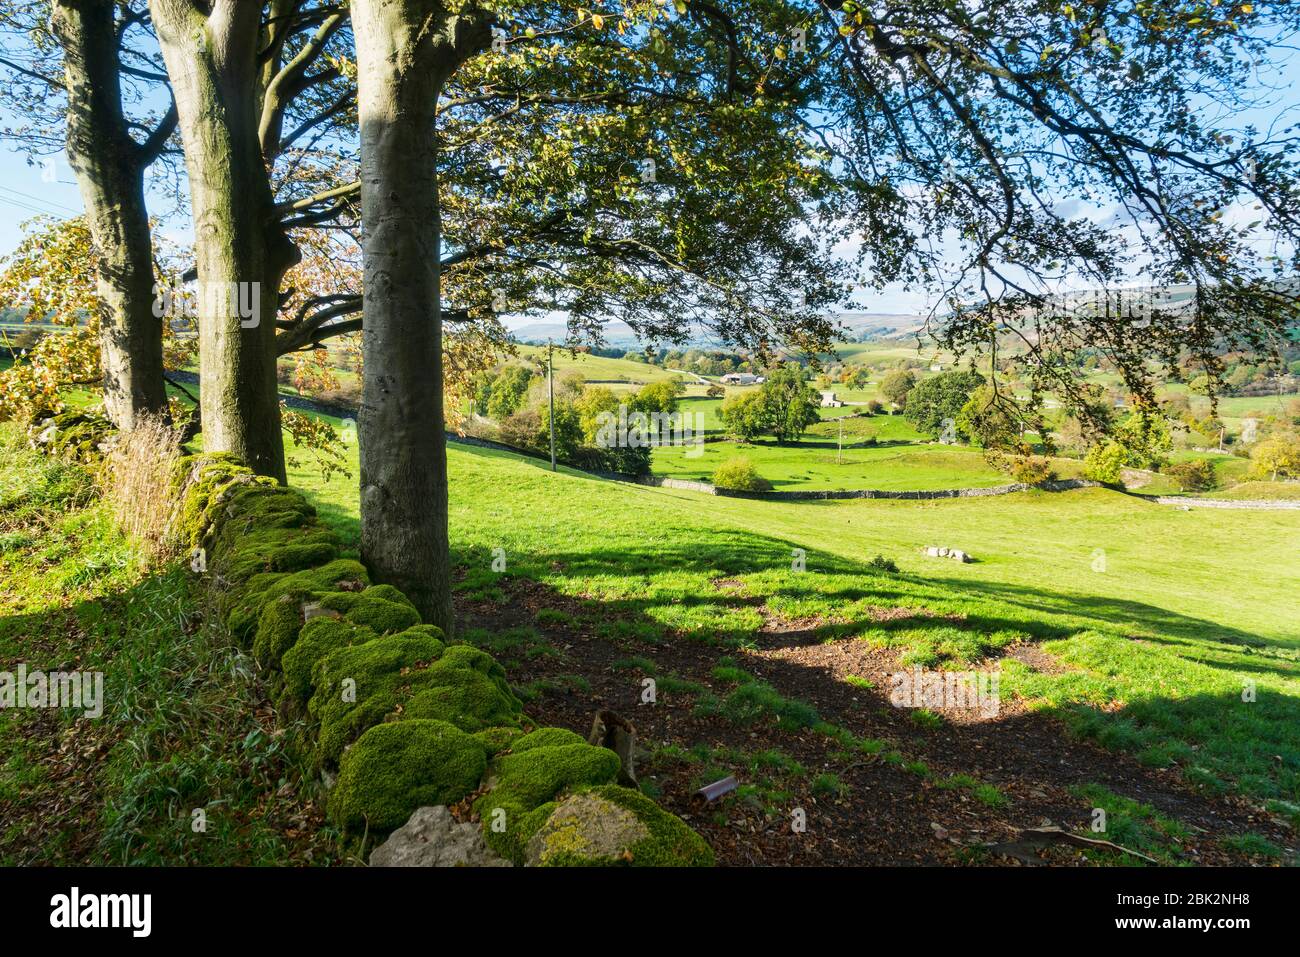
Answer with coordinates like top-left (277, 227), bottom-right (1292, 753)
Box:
top-left (457, 576), bottom-right (1292, 866)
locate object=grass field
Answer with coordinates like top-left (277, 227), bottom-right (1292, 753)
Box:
top-left (513, 344), bottom-right (685, 388)
top-left (5, 398), bottom-right (1298, 864)
top-left (283, 432), bottom-right (1300, 861)
top-left (0, 427), bottom-right (334, 865)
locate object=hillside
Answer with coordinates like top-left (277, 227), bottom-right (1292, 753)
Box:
top-left (283, 435), bottom-right (1300, 865)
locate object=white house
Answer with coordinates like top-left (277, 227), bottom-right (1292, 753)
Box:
top-left (819, 390), bottom-right (843, 408)
top-left (720, 373), bottom-right (763, 386)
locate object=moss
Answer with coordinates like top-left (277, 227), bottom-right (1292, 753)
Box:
top-left (251, 591), bottom-right (319, 670)
top-left (541, 785), bottom-right (714, 867)
top-left (224, 559), bottom-right (369, 646)
top-left (510, 727), bottom-right (587, 752)
top-left (352, 583), bottom-right (413, 608)
top-left (474, 726), bottom-right (525, 755)
top-left (174, 454), bottom-right (257, 546)
top-left (327, 719), bottom-right (487, 834)
top-left (280, 617), bottom-right (378, 705)
top-left (474, 738), bottom-right (622, 862)
top-left (309, 628), bottom-right (448, 765)
top-left (213, 524), bottom-right (340, 580)
top-left (315, 587), bottom-right (422, 634)
top-left (400, 644), bottom-right (523, 732)
top-left (36, 411), bottom-right (115, 463)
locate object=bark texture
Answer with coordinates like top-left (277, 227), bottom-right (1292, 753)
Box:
top-left (351, 0), bottom-right (490, 632)
top-left (150, 0), bottom-right (297, 481)
top-left (52, 0), bottom-right (168, 431)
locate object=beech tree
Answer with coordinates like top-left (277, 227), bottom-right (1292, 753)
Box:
top-left (0, 0), bottom-right (176, 430)
top-left (808, 0), bottom-right (1300, 435)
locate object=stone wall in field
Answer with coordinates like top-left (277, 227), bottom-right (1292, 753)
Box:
top-left (30, 410), bottom-right (713, 868)
top-left (626, 474), bottom-right (1104, 500)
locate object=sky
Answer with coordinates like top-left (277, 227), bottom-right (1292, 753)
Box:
top-left (1, 30), bottom-right (1298, 321)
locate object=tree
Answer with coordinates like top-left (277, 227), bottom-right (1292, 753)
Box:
top-left (148, 0), bottom-right (319, 481)
top-left (879, 368), bottom-right (916, 408)
top-left (955, 385), bottom-right (1020, 448)
top-left (719, 391), bottom-right (766, 443)
top-left (815, 1), bottom-right (1300, 430)
top-left (1249, 434), bottom-right (1300, 482)
top-left (760, 364), bottom-right (821, 443)
top-left (350, 0), bottom-right (490, 630)
top-left (485, 365), bottom-right (534, 420)
top-left (1114, 406), bottom-right (1174, 471)
top-left (0, 1), bottom-right (177, 430)
top-left (904, 369), bottom-right (985, 440)
top-left (48, 0), bottom-right (174, 430)
top-left (631, 380), bottom-right (681, 417)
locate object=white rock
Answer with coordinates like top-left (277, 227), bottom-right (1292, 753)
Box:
top-left (369, 805), bottom-right (512, 867)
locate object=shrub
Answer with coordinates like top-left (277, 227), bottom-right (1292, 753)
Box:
top-left (866, 399), bottom-right (884, 414)
top-left (867, 554), bottom-right (898, 573)
top-left (1083, 441), bottom-right (1127, 484)
top-left (1007, 455), bottom-right (1056, 485)
top-left (711, 456), bottom-right (770, 491)
top-left (1163, 459), bottom-right (1217, 492)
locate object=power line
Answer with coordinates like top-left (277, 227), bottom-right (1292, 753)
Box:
top-left (0, 193), bottom-right (62, 218)
top-left (0, 183), bottom-right (80, 216)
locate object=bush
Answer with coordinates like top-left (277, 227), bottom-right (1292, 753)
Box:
top-left (1008, 455), bottom-right (1056, 485)
top-left (1083, 442), bottom-right (1127, 484)
top-left (867, 554), bottom-right (898, 573)
top-left (1163, 459), bottom-right (1217, 492)
top-left (711, 457), bottom-right (771, 491)
top-left (866, 400), bottom-right (884, 415)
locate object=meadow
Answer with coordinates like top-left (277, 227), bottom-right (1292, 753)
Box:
top-left (282, 431), bottom-right (1300, 863)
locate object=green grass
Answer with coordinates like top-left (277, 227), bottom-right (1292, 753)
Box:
top-left (287, 431), bottom-right (1300, 812)
top-left (0, 426), bottom-right (335, 865)
top-left (652, 437), bottom-right (1016, 490)
top-left (513, 344), bottom-right (686, 387)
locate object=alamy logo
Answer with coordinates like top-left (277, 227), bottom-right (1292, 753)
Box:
top-left (152, 280), bottom-right (261, 328)
top-left (889, 667), bottom-right (1000, 718)
top-left (594, 406), bottom-right (705, 458)
top-left (0, 665), bottom-right (103, 718)
top-left (50, 887), bottom-right (151, 937)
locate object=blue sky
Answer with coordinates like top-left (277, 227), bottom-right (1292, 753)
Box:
top-left (1, 38), bottom-right (1297, 319)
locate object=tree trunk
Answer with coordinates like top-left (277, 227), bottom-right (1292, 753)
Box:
top-left (150, 0), bottom-right (296, 482)
top-left (351, 0), bottom-right (490, 632)
top-left (52, 0), bottom-right (167, 431)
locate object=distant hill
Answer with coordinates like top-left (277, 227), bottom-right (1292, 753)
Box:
top-left (505, 310), bottom-right (927, 349)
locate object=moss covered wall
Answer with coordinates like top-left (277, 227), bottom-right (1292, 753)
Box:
top-left (36, 411), bottom-right (709, 867)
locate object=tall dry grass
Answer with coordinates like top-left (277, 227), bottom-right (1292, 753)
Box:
top-left (99, 413), bottom-right (184, 562)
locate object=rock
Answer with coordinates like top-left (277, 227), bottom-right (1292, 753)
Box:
top-left (525, 792), bottom-right (650, 866)
top-left (924, 546), bottom-right (941, 557)
top-left (369, 805), bottom-right (511, 867)
top-left (950, 550), bottom-right (969, 563)
top-left (301, 602), bottom-right (342, 622)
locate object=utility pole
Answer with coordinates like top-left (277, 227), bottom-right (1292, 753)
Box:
top-left (548, 338), bottom-right (556, 471)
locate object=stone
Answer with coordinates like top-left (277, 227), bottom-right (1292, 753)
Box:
top-left (525, 791), bottom-right (649, 867)
top-left (369, 805), bottom-right (511, 867)
top-left (950, 550), bottom-right (968, 563)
